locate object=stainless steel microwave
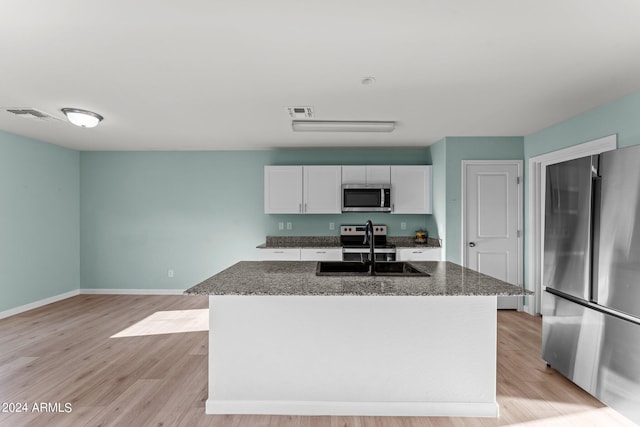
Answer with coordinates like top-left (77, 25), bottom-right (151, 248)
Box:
top-left (342, 185), bottom-right (391, 212)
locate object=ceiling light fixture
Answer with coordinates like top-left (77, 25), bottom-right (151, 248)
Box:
top-left (292, 120), bottom-right (395, 133)
top-left (61, 108), bottom-right (104, 128)
top-left (361, 77), bottom-right (376, 85)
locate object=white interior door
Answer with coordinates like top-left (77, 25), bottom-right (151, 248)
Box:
top-left (463, 161), bottom-right (522, 310)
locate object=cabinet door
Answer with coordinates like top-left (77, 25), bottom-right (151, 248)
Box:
top-left (342, 166), bottom-right (390, 185)
top-left (257, 248), bottom-right (301, 261)
top-left (300, 248), bottom-right (343, 261)
top-left (264, 166), bottom-right (303, 214)
top-left (390, 166), bottom-right (432, 214)
top-left (342, 166), bottom-right (366, 184)
top-left (303, 166), bottom-right (342, 213)
top-left (396, 248), bottom-right (442, 261)
top-left (366, 166), bottom-right (391, 185)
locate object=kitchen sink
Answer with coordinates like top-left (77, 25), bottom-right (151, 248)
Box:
top-left (316, 261), bottom-right (430, 276)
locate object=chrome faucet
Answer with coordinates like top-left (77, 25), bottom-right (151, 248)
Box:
top-left (363, 220), bottom-right (376, 275)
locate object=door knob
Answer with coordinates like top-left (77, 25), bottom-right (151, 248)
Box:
top-left (468, 242), bottom-right (476, 247)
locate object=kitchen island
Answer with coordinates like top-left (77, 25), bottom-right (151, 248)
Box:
top-left (185, 261), bottom-right (529, 417)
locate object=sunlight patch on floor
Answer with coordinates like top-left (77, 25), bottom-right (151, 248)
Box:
top-left (501, 406), bottom-right (637, 427)
top-left (111, 309), bottom-right (209, 338)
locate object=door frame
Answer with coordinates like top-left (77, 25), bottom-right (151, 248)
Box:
top-left (462, 160), bottom-right (524, 310)
top-left (527, 134), bottom-right (617, 315)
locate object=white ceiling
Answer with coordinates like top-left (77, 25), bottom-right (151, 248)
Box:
top-left (2, 1), bottom-right (640, 151)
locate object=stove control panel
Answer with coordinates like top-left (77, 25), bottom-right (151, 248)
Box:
top-left (340, 225), bottom-right (387, 236)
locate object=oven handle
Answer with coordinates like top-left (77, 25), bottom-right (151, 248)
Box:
top-left (342, 247), bottom-right (397, 253)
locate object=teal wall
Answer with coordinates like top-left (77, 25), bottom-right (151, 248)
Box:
top-left (525, 91), bottom-right (640, 158)
top-left (0, 131), bottom-right (80, 313)
top-left (434, 137), bottom-right (525, 264)
top-left (80, 149), bottom-right (436, 290)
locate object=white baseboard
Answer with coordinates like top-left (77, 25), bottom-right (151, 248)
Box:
top-left (206, 400), bottom-right (499, 417)
top-left (0, 288), bottom-right (187, 320)
top-left (80, 288), bottom-right (185, 295)
top-left (0, 289), bottom-right (80, 320)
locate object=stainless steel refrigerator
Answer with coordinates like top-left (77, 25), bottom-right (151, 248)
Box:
top-left (542, 144), bottom-right (640, 424)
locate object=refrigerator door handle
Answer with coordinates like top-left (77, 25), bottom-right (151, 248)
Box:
top-left (590, 156), bottom-right (601, 304)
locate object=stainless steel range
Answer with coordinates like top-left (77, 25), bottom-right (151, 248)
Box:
top-left (340, 224), bottom-right (396, 262)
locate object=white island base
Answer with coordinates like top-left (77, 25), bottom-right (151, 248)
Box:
top-left (207, 295), bottom-right (498, 417)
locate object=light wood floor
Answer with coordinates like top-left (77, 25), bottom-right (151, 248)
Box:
top-left (0, 295), bottom-right (637, 427)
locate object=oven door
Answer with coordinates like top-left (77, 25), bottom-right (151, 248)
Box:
top-left (342, 248), bottom-right (396, 262)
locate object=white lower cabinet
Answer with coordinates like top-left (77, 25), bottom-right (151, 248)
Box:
top-left (300, 248), bottom-right (342, 261)
top-left (257, 248), bottom-right (301, 261)
top-left (396, 247), bottom-right (442, 261)
top-left (258, 248), bottom-right (342, 261)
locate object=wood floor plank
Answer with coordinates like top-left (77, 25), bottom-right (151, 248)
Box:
top-left (300, 416), bottom-right (332, 427)
top-left (0, 296), bottom-right (637, 427)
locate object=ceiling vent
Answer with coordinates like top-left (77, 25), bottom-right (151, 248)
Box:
top-left (287, 106), bottom-right (314, 119)
top-left (4, 108), bottom-right (64, 122)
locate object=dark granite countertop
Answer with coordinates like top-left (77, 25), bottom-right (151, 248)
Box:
top-left (185, 261), bottom-right (531, 297)
top-left (387, 236), bottom-right (442, 248)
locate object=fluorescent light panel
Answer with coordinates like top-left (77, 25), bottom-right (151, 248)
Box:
top-left (292, 120), bottom-right (395, 133)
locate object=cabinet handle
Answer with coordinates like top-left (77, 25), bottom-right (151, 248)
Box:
top-left (392, 204), bottom-right (395, 212)
top-left (412, 250), bottom-right (422, 253)
top-left (299, 203), bottom-right (302, 213)
top-left (274, 251), bottom-right (284, 253)
top-left (304, 203), bottom-right (308, 213)
top-left (316, 251), bottom-right (326, 254)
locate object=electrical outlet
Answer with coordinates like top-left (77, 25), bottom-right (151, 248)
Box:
top-left (168, 269), bottom-right (174, 278)
top-left (278, 222), bottom-right (284, 230)
top-left (401, 222), bottom-right (407, 230)
top-left (286, 222), bottom-right (292, 230)
top-left (329, 222), bottom-right (335, 230)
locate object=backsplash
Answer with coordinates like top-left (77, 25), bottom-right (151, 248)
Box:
top-left (264, 212), bottom-right (438, 238)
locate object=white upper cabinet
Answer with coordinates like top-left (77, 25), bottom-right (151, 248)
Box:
top-left (264, 166), bottom-right (303, 214)
top-left (265, 165), bottom-right (341, 214)
top-left (303, 166), bottom-right (342, 213)
top-left (390, 166), bottom-right (433, 214)
top-left (342, 166), bottom-right (367, 184)
top-left (365, 166), bottom-right (391, 184)
top-left (342, 166), bottom-right (390, 185)
top-left (266, 165), bottom-right (432, 215)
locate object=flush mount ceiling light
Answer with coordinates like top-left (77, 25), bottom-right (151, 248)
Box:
top-left (292, 120), bottom-right (395, 133)
top-left (61, 108), bottom-right (104, 128)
